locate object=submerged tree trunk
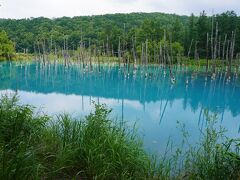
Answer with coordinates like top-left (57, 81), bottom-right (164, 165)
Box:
top-left (206, 33), bottom-right (209, 72)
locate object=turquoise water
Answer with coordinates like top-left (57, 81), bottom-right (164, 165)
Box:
top-left (1, 61), bottom-right (240, 154)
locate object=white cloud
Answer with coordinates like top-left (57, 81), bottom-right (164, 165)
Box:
top-left (0, 0), bottom-right (239, 19)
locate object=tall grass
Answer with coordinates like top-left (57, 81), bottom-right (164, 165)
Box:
top-left (0, 95), bottom-right (48, 179)
top-left (0, 95), bottom-right (240, 179)
top-left (173, 110), bottom-right (240, 179)
top-left (0, 95), bottom-right (154, 179)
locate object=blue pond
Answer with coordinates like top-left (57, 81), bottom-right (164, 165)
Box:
top-left (0, 61), bottom-right (240, 154)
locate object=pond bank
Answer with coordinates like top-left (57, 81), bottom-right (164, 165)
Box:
top-left (0, 95), bottom-right (240, 179)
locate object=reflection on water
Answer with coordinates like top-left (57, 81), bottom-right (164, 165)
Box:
top-left (0, 61), bottom-right (240, 154)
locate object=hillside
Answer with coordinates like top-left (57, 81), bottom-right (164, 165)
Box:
top-left (0, 11), bottom-right (239, 57)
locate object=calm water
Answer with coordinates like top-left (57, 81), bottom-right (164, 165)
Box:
top-left (1, 61), bottom-right (240, 154)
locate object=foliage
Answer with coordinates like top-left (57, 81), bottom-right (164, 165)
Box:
top-left (0, 31), bottom-right (15, 59)
top-left (0, 95), bottom-right (153, 179)
top-left (1, 11), bottom-right (239, 59)
top-left (179, 110), bottom-right (240, 179)
top-left (0, 95), bottom-right (240, 179)
top-left (0, 94), bottom-right (48, 179)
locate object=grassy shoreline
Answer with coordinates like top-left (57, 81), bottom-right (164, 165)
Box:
top-left (1, 53), bottom-right (240, 68)
top-left (0, 95), bottom-right (240, 179)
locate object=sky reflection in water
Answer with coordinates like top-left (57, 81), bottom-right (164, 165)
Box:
top-left (0, 61), bottom-right (240, 154)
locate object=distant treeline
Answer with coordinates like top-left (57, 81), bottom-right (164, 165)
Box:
top-left (0, 11), bottom-right (239, 58)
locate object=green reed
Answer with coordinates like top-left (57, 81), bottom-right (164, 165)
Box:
top-left (0, 95), bottom-right (240, 179)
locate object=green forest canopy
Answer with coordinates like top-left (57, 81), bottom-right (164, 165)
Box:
top-left (0, 30), bottom-right (15, 59)
top-left (0, 11), bottom-right (239, 58)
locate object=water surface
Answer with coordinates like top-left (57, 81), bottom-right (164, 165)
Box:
top-left (0, 61), bottom-right (240, 154)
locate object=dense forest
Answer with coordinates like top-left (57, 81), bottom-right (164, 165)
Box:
top-left (0, 30), bottom-right (15, 59)
top-left (0, 11), bottom-right (239, 59)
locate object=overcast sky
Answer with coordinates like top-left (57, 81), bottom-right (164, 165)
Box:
top-left (0, 0), bottom-right (239, 19)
